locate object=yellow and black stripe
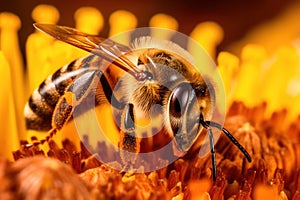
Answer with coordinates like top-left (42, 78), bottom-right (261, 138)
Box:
top-left (24, 54), bottom-right (100, 131)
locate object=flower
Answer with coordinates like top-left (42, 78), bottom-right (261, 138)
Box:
top-left (10, 102), bottom-right (300, 199)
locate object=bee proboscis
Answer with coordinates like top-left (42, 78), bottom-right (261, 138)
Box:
top-left (25, 24), bottom-right (252, 180)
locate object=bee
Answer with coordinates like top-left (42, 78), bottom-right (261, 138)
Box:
top-left (24, 24), bottom-right (251, 180)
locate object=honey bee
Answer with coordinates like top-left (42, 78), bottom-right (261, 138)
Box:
top-left (24, 24), bottom-right (251, 180)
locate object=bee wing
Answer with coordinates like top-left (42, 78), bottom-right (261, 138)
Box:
top-left (34, 23), bottom-right (140, 75)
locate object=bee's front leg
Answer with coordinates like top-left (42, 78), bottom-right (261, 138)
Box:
top-left (119, 103), bottom-right (140, 172)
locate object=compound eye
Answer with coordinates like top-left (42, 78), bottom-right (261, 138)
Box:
top-left (169, 82), bottom-right (191, 119)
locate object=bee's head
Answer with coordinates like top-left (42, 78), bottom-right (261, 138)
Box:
top-left (130, 49), bottom-right (216, 155)
top-left (166, 77), bottom-right (215, 156)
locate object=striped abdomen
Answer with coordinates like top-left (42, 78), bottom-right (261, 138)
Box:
top-left (24, 54), bottom-right (100, 131)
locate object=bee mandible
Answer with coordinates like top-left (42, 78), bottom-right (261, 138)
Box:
top-left (24, 24), bottom-right (252, 180)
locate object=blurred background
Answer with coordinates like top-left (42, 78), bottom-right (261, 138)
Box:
top-left (1, 0), bottom-right (298, 59)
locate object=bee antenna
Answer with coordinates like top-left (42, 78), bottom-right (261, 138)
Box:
top-left (199, 114), bottom-right (216, 180)
top-left (200, 117), bottom-right (252, 163)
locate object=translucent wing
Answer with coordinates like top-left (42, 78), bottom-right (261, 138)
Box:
top-left (34, 23), bottom-right (141, 77)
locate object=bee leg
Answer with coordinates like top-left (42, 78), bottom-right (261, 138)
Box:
top-left (207, 128), bottom-right (217, 181)
top-left (32, 71), bottom-right (100, 146)
top-left (31, 93), bottom-right (74, 146)
top-left (119, 103), bottom-right (140, 173)
top-left (99, 73), bottom-right (125, 109)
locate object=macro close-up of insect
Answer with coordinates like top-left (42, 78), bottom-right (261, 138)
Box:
top-left (24, 23), bottom-right (252, 181)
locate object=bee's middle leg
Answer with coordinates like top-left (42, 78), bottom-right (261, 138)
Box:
top-left (119, 103), bottom-right (140, 171)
